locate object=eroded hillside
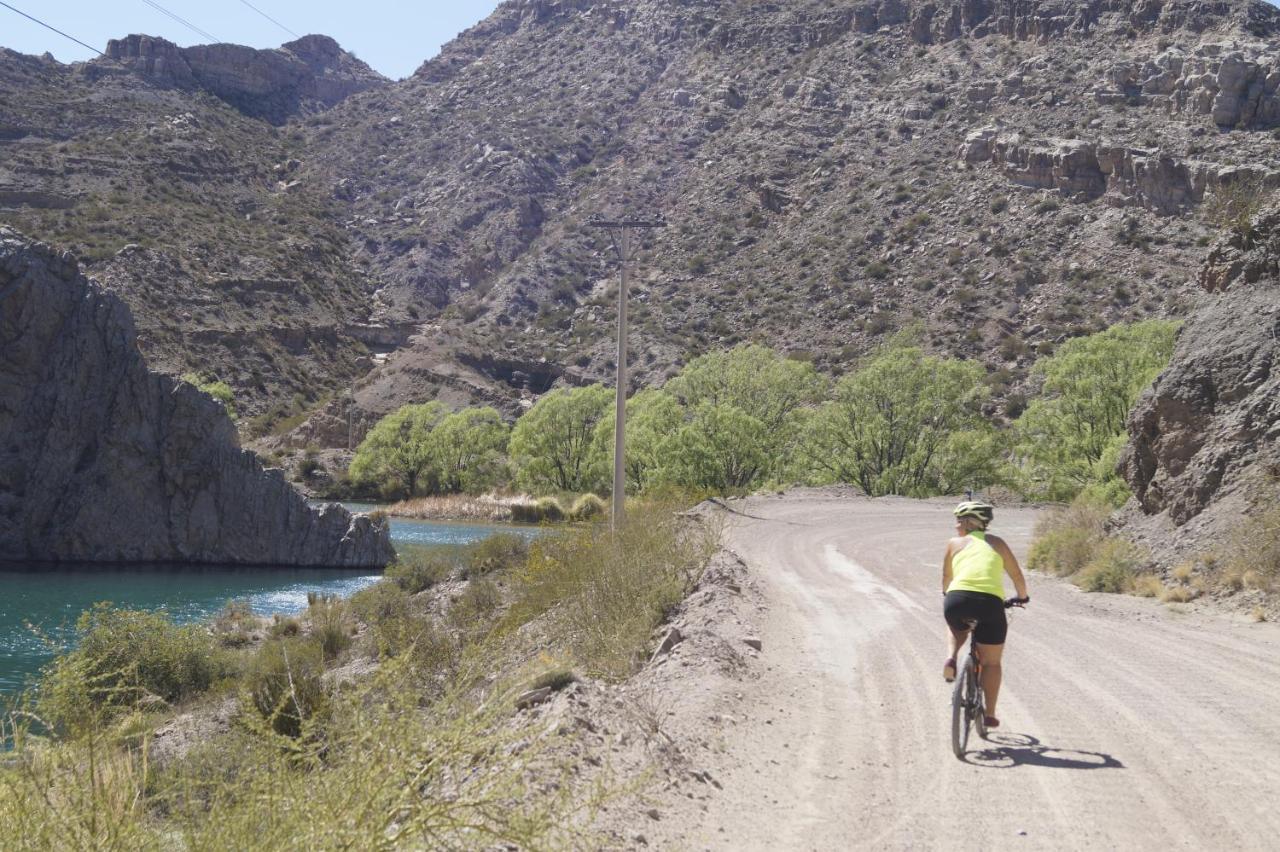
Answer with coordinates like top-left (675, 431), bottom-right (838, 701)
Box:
top-left (4, 0), bottom-right (1280, 447)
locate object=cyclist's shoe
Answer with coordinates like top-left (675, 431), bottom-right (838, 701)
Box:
top-left (984, 715), bottom-right (1000, 728)
top-left (943, 658), bottom-right (956, 682)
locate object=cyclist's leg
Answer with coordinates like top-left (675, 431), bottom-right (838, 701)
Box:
top-left (941, 593), bottom-right (972, 680)
top-left (975, 641), bottom-right (1005, 718)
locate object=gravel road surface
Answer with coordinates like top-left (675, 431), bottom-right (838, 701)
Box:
top-left (657, 493), bottom-right (1280, 850)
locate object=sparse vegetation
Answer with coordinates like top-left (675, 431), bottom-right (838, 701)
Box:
top-left (5, 499), bottom-right (713, 847)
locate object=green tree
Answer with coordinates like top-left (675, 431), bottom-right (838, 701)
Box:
top-left (801, 342), bottom-right (994, 496)
top-left (588, 389), bottom-right (683, 494)
top-left (349, 402), bottom-right (448, 498)
top-left (432, 407), bottom-right (510, 493)
top-left (665, 344), bottom-right (826, 433)
top-left (510, 384), bottom-right (613, 492)
top-left (656, 402), bottom-right (771, 492)
top-left (1013, 320), bottom-right (1178, 502)
top-left (661, 344), bottom-right (826, 487)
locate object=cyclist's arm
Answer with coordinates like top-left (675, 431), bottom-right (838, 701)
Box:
top-left (990, 535), bottom-right (1029, 599)
top-left (941, 541), bottom-right (954, 595)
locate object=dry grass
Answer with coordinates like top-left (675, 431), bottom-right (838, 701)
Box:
top-left (386, 492), bottom-right (527, 522)
top-left (2, 500), bottom-right (714, 847)
top-left (1132, 575), bottom-right (1164, 598)
top-left (1225, 505), bottom-right (1280, 593)
top-left (1161, 585), bottom-right (1198, 604)
top-left (506, 500), bottom-right (720, 679)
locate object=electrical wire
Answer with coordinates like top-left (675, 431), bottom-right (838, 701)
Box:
top-left (235, 0), bottom-right (299, 39)
top-left (140, 0), bottom-right (221, 43)
top-left (0, 0), bottom-right (104, 55)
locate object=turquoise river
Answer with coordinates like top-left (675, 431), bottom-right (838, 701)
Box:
top-left (0, 507), bottom-right (540, 695)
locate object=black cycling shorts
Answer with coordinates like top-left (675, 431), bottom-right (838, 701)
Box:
top-left (944, 590), bottom-right (1007, 645)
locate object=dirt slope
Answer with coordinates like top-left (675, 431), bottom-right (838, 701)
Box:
top-left (627, 492), bottom-right (1280, 849)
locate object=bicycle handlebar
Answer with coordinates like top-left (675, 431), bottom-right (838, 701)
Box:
top-left (1004, 596), bottom-right (1029, 609)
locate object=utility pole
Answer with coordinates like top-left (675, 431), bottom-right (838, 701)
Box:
top-left (587, 214), bottom-right (666, 529)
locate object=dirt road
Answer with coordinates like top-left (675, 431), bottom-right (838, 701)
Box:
top-left (644, 493), bottom-right (1280, 850)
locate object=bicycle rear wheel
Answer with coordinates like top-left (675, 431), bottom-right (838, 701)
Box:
top-left (950, 660), bottom-right (972, 759)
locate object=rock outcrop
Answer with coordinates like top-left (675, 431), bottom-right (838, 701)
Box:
top-left (0, 228), bottom-right (393, 566)
top-left (100, 34), bottom-right (386, 124)
top-left (1120, 204), bottom-right (1280, 529)
top-left (1098, 40), bottom-right (1280, 128)
top-left (961, 128), bottom-right (1279, 213)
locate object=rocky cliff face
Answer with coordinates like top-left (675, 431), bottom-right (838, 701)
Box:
top-left (0, 228), bottom-right (393, 566)
top-left (100, 34), bottom-right (387, 124)
top-left (1118, 202), bottom-right (1279, 553)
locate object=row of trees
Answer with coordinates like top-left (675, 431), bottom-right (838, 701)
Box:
top-left (348, 322), bottom-right (1178, 504)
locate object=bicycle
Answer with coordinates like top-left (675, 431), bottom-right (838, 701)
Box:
top-left (951, 597), bottom-right (1026, 760)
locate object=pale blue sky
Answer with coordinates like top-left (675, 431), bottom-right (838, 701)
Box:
top-left (0, 0), bottom-right (502, 79)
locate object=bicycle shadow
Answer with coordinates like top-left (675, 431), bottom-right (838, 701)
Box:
top-left (964, 732), bottom-right (1125, 770)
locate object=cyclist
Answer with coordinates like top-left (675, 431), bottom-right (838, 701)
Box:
top-left (942, 499), bottom-right (1029, 729)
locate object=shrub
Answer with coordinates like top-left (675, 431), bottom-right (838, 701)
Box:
top-left (1074, 539), bottom-right (1145, 593)
top-left (1224, 504), bottom-right (1280, 592)
top-left (308, 596), bottom-right (353, 661)
top-left (212, 599), bottom-right (256, 647)
top-left (1028, 527), bottom-right (1098, 576)
top-left (569, 493), bottom-right (607, 521)
top-left (464, 533), bottom-right (530, 578)
top-left (1132, 575), bottom-right (1164, 597)
top-left (530, 667), bottom-right (578, 692)
top-left (1026, 494), bottom-right (1111, 576)
top-left (507, 501), bottom-right (718, 678)
top-left (1160, 585), bottom-right (1197, 604)
top-left (269, 615), bottom-right (301, 638)
top-left (385, 551), bottom-right (453, 593)
top-left (244, 639), bottom-right (328, 739)
top-left (38, 604), bottom-right (228, 733)
top-left (511, 497), bottom-right (567, 523)
top-left (449, 579), bottom-right (502, 631)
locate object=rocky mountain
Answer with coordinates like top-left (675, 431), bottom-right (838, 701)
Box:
top-left (0, 39), bottom-right (387, 434)
top-left (1118, 200), bottom-right (1279, 562)
top-left (4, 0), bottom-right (1280, 452)
top-left (0, 228), bottom-right (392, 567)
top-left (102, 33), bottom-right (387, 125)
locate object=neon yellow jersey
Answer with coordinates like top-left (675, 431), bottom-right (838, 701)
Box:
top-left (947, 531), bottom-right (1005, 598)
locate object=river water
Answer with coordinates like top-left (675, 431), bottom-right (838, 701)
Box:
top-left (0, 508), bottom-right (540, 695)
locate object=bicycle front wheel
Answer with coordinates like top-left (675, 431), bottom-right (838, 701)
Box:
top-left (950, 661), bottom-right (971, 759)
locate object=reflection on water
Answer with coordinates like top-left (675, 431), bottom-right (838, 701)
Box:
top-left (0, 509), bottom-right (543, 695)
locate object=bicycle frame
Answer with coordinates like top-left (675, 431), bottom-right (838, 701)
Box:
top-left (950, 602), bottom-right (1022, 760)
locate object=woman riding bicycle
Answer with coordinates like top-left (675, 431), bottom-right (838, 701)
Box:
top-left (942, 500), bottom-right (1029, 729)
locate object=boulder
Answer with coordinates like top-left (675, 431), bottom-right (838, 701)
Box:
top-left (0, 228), bottom-right (393, 567)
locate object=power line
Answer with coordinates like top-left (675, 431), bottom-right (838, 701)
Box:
top-left (0, 0), bottom-right (104, 56)
top-left (235, 0), bottom-right (299, 39)
top-left (140, 0), bottom-right (221, 43)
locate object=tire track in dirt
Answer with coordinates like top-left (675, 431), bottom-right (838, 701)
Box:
top-left (646, 493), bottom-right (1280, 850)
